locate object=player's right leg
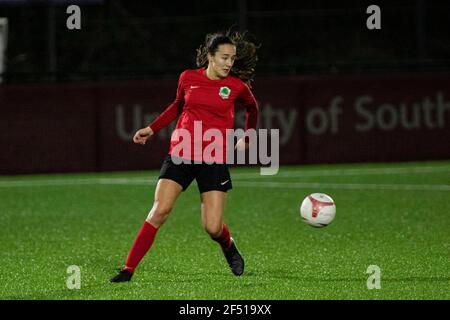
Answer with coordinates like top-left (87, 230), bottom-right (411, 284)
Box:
top-left (145, 178), bottom-right (183, 228)
top-left (110, 179), bottom-right (182, 283)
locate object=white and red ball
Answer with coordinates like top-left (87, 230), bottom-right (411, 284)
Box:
top-left (300, 193), bottom-right (336, 228)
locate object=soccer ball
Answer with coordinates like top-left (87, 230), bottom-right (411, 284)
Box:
top-left (300, 193), bottom-right (336, 228)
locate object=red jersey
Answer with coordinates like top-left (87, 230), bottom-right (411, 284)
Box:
top-left (148, 68), bottom-right (259, 163)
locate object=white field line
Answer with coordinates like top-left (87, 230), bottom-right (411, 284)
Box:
top-left (1, 164), bottom-right (450, 187)
top-left (0, 178), bottom-right (157, 188)
top-left (232, 165), bottom-right (450, 179)
top-left (0, 165), bottom-right (449, 190)
top-left (0, 178), bottom-right (449, 191)
top-left (235, 181), bottom-right (450, 191)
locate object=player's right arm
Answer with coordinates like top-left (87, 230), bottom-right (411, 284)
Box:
top-left (133, 71), bottom-right (186, 146)
top-left (148, 71), bottom-right (186, 133)
top-left (133, 126), bottom-right (154, 145)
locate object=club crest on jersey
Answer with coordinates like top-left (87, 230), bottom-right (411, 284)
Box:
top-left (219, 86), bottom-right (231, 99)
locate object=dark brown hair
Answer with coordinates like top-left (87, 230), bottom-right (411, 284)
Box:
top-left (196, 30), bottom-right (260, 86)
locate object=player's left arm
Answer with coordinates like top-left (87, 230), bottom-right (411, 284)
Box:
top-left (236, 83), bottom-right (259, 150)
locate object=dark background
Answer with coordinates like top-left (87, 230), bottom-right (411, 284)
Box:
top-left (2, 0), bottom-right (449, 83)
top-left (1, 0), bottom-right (449, 174)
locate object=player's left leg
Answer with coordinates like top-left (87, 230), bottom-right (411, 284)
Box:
top-left (110, 178), bottom-right (183, 283)
top-left (200, 191), bottom-right (244, 276)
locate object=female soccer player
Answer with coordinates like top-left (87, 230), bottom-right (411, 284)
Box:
top-left (110, 31), bottom-right (259, 282)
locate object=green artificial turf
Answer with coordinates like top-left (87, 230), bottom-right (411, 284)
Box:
top-left (1, 160), bottom-right (449, 300)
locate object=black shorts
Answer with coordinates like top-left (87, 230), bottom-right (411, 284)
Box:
top-left (158, 155), bottom-right (233, 193)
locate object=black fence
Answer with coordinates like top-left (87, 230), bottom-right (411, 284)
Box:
top-left (1, 0), bottom-right (450, 83)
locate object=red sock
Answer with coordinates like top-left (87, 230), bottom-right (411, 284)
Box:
top-left (124, 221), bottom-right (158, 273)
top-left (212, 224), bottom-right (232, 250)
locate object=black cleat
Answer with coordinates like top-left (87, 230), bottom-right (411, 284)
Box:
top-left (110, 269), bottom-right (133, 283)
top-left (222, 238), bottom-right (244, 276)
